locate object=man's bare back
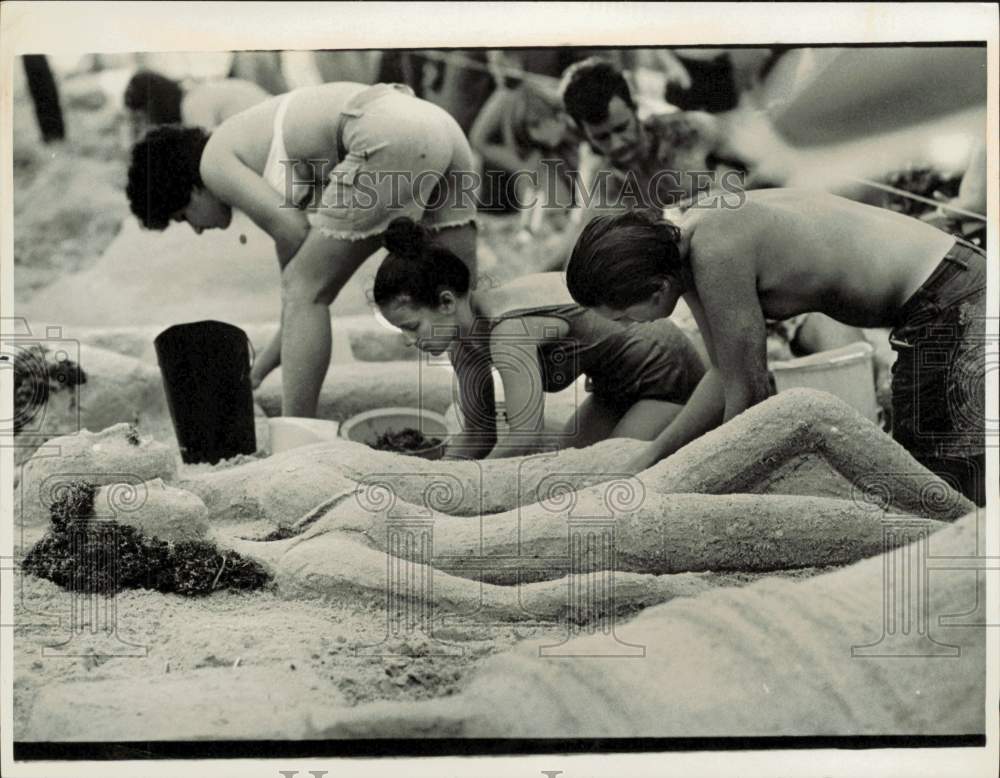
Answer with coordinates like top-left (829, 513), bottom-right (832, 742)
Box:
top-left (564, 187), bottom-right (985, 499)
top-left (683, 189), bottom-right (957, 327)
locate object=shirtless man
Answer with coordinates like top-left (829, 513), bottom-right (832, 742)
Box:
top-left (560, 57), bottom-right (745, 220)
top-left (534, 56), bottom-right (748, 274)
top-left (558, 58), bottom-right (863, 355)
top-left (565, 189), bottom-right (987, 504)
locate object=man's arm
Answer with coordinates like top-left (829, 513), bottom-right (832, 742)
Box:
top-left (468, 90), bottom-right (529, 174)
top-left (630, 245), bottom-right (769, 472)
top-left (691, 241), bottom-right (770, 421)
top-left (641, 366), bottom-right (725, 465)
top-left (633, 292), bottom-right (724, 467)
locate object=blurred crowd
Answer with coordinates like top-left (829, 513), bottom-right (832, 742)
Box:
top-left (14, 46), bottom-right (987, 502)
top-left (24, 45), bottom-right (985, 248)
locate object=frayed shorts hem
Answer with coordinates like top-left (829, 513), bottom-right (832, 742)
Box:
top-left (309, 214), bottom-right (477, 242)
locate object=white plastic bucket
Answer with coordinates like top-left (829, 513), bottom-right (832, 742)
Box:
top-left (770, 341), bottom-right (879, 423)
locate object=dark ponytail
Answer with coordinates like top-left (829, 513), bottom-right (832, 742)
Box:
top-left (374, 217), bottom-right (471, 308)
top-left (566, 208), bottom-right (688, 308)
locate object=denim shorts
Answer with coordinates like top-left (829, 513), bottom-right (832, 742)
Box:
top-left (889, 238), bottom-right (987, 504)
top-left (307, 84), bottom-right (478, 241)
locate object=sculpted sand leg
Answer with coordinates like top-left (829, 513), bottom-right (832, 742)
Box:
top-left (304, 511), bottom-right (984, 738)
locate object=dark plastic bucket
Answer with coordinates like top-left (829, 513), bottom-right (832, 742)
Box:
top-left (154, 320), bottom-right (256, 464)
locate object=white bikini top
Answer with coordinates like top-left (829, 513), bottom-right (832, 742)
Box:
top-left (262, 93), bottom-right (294, 196)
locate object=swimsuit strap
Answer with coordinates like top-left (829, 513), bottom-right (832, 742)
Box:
top-left (263, 92), bottom-right (295, 193)
top-left (271, 92), bottom-right (294, 153)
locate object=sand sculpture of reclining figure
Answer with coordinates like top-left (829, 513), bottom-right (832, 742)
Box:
top-left (186, 389), bottom-right (972, 525)
top-left (210, 389), bottom-right (970, 620)
top-left (221, 488), bottom-right (942, 622)
top-left (186, 389), bottom-right (974, 524)
top-left (18, 390), bottom-right (973, 621)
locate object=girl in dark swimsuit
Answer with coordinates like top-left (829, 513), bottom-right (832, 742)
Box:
top-left (374, 218), bottom-right (706, 459)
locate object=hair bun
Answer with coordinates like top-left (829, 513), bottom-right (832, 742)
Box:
top-left (383, 217), bottom-right (427, 259)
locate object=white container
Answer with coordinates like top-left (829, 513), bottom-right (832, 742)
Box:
top-left (339, 407), bottom-right (450, 460)
top-left (770, 341), bottom-right (879, 423)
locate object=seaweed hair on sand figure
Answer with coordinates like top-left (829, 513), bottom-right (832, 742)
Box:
top-left (374, 217), bottom-right (471, 309)
top-left (566, 208), bottom-right (690, 309)
top-left (125, 125), bottom-right (209, 231)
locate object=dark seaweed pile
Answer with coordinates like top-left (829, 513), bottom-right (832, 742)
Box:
top-left (370, 427), bottom-right (443, 454)
top-left (21, 481), bottom-right (270, 596)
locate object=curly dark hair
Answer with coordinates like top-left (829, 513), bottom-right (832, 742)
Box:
top-left (560, 57), bottom-right (635, 128)
top-left (566, 209), bottom-right (688, 309)
top-left (124, 69), bottom-right (184, 125)
top-left (126, 125), bottom-right (209, 230)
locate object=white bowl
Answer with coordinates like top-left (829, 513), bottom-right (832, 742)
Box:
top-left (339, 407), bottom-right (449, 460)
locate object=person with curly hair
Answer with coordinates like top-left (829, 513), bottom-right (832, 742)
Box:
top-left (126, 82), bottom-right (478, 418)
top-left (564, 190), bottom-right (986, 505)
top-left (123, 69), bottom-right (270, 142)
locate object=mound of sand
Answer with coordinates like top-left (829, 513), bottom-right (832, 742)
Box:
top-left (254, 359), bottom-right (457, 421)
top-left (307, 510), bottom-right (984, 738)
